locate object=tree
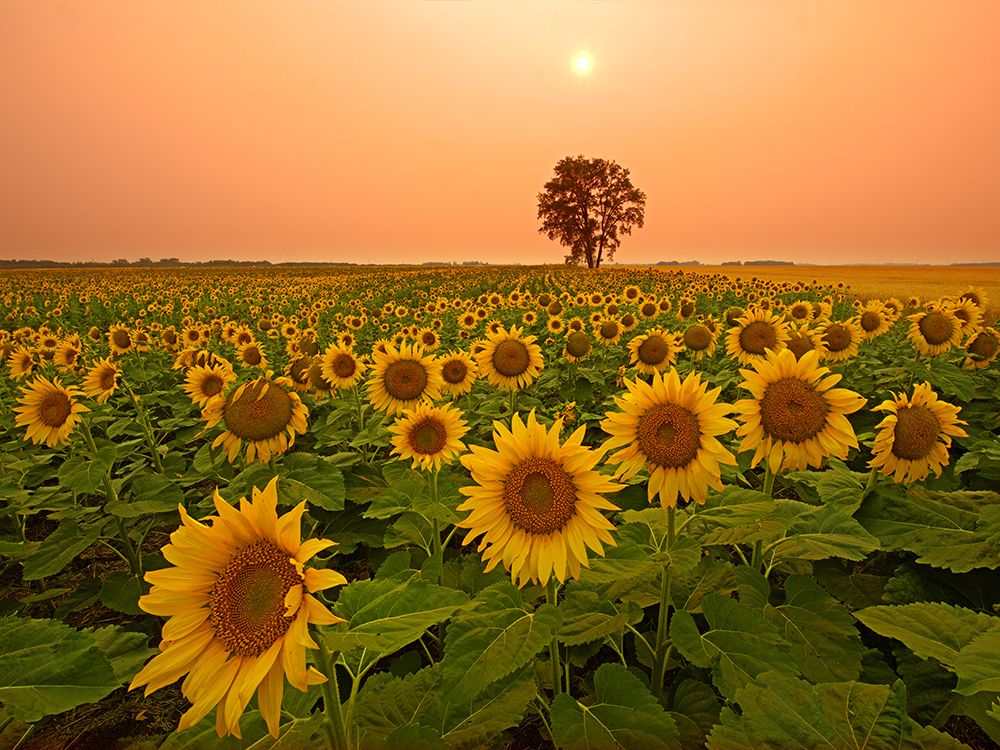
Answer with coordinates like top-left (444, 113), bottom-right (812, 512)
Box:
top-left (537, 155), bottom-right (646, 269)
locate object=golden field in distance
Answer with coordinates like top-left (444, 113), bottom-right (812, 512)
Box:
top-left (643, 264), bottom-right (1000, 321)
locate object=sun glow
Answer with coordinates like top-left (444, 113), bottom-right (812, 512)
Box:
top-left (572, 52), bottom-right (593, 75)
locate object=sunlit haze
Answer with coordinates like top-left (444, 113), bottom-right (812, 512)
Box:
top-left (1, 2), bottom-right (998, 265)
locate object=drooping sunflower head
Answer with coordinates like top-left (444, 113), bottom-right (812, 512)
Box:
top-left (962, 327), bottom-right (1000, 370)
top-left (14, 375), bottom-right (89, 448)
top-left (906, 306), bottom-right (962, 356)
top-left (367, 342), bottom-right (443, 414)
top-left (476, 325), bottom-right (544, 392)
top-left (601, 368), bottom-right (736, 508)
top-left (563, 331), bottom-right (592, 363)
top-left (817, 319), bottom-right (862, 362)
top-left (869, 382), bottom-right (967, 483)
top-left (184, 364), bottom-right (237, 408)
top-left (320, 344), bottom-right (367, 391)
top-left (725, 308), bottom-right (790, 365)
top-left (681, 323), bottom-right (717, 361)
top-left (7, 345), bottom-right (35, 379)
top-left (203, 373), bottom-right (309, 463)
top-left (389, 402), bottom-right (469, 472)
top-left (734, 349), bottom-right (866, 473)
top-left (130, 477), bottom-right (346, 739)
top-left (458, 411), bottom-right (622, 586)
top-left (438, 350), bottom-right (478, 396)
top-left (83, 357), bottom-right (120, 403)
top-left (284, 356), bottom-right (313, 392)
top-left (628, 329), bottom-right (679, 373)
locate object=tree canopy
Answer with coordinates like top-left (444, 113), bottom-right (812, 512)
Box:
top-left (536, 155), bottom-right (646, 269)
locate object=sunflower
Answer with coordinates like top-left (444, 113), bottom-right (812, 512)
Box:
top-left (734, 349), bottom-right (866, 473)
top-left (438, 350), bottom-right (478, 396)
top-left (54, 340), bottom-right (82, 372)
top-left (14, 375), bottom-right (89, 448)
top-left (82, 357), bottom-right (120, 403)
top-left (237, 341), bottom-right (269, 370)
top-left (785, 324), bottom-right (823, 361)
top-left (627, 329), bottom-right (679, 374)
top-left (786, 300), bottom-right (815, 324)
top-left (320, 344), bottom-right (367, 390)
top-left (957, 287), bottom-right (989, 315)
top-left (160, 327), bottom-right (180, 351)
top-left (680, 323), bottom-right (717, 361)
top-left (907, 306), bottom-right (962, 356)
top-left (130, 478), bottom-right (346, 739)
top-left (563, 331), bottom-right (592, 363)
top-left (367, 343), bottom-right (443, 414)
top-left (601, 369), bottom-right (736, 507)
top-left (306, 358), bottom-right (337, 399)
top-left (946, 298), bottom-right (983, 336)
top-left (725, 308), bottom-right (790, 365)
top-left (416, 327), bottom-right (441, 351)
top-left (7, 346), bottom-right (35, 379)
top-left (869, 382), bottom-right (967, 484)
top-left (202, 373), bottom-right (309, 463)
top-left (457, 411), bottom-right (622, 587)
top-left (854, 301), bottom-right (893, 340)
top-left (816, 319), bottom-right (862, 362)
top-left (476, 325), bottom-right (544, 391)
top-left (108, 324), bottom-right (134, 355)
top-left (389, 402), bottom-right (469, 472)
top-left (963, 327), bottom-right (1000, 370)
top-left (184, 364), bottom-right (237, 408)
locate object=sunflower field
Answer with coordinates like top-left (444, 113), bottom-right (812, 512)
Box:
top-left (1, 265), bottom-right (999, 750)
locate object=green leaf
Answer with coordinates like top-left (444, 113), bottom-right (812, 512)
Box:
top-left (99, 571), bottom-right (144, 614)
top-left (550, 663), bottom-right (681, 750)
top-left (326, 577), bottom-right (467, 656)
top-left (813, 562), bottom-right (886, 610)
top-left (954, 627), bottom-right (1000, 696)
top-left (558, 588), bottom-right (642, 647)
top-left (668, 679), bottom-right (721, 749)
top-left (688, 488), bottom-right (790, 547)
top-left (672, 557), bottom-right (738, 613)
top-left (706, 673), bottom-right (970, 750)
top-left (854, 603), bottom-right (997, 669)
top-left (856, 486), bottom-right (1000, 573)
top-left (767, 503), bottom-right (879, 563)
top-left (88, 625), bottom-right (155, 683)
top-left (22, 519), bottom-right (101, 580)
top-left (670, 593), bottom-right (798, 700)
top-left (107, 474), bottom-right (184, 516)
top-left (0, 615), bottom-right (120, 722)
top-left (739, 571), bottom-right (866, 682)
top-left (443, 582), bottom-right (561, 697)
top-left (58, 455), bottom-right (110, 494)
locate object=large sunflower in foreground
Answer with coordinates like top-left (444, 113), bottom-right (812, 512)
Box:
top-left (725, 308), bottom-right (790, 365)
top-left (82, 357), bottom-right (120, 403)
top-left (868, 382), bottom-right (967, 484)
top-left (457, 411), bottom-right (622, 587)
top-left (734, 349), bottom-right (866, 473)
top-left (601, 369), bottom-right (736, 507)
top-left (202, 373), bottom-right (309, 463)
top-left (130, 478), bottom-right (346, 739)
top-left (14, 375), bottom-right (89, 447)
top-left (367, 343), bottom-right (443, 414)
top-left (476, 325), bottom-right (544, 391)
top-left (389, 402), bottom-right (469, 472)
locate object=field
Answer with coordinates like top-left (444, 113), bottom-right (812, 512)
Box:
top-left (1, 264), bottom-right (999, 750)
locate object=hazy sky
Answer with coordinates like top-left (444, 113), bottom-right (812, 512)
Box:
top-left (2, 2), bottom-right (999, 265)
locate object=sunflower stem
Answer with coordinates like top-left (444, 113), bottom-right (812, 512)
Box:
top-left (123, 380), bottom-right (164, 474)
top-left (651, 505), bottom-right (676, 701)
top-left (762, 463), bottom-right (776, 497)
top-left (509, 388), bottom-right (518, 420)
top-left (546, 577), bottom-right (561, 696)
top-left (81, 417), bottom-right (141, 577)
top-left (317, 639), bottom-right (350, 750)
top-left (864, 467), bottom-right (878, 496)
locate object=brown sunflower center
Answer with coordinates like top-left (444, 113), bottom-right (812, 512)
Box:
top-left (538, 294), bottom-right (552, 307)
top-left (163, 330), bottom-right (177, 344)
top-left (289, 357), bottom-right (311, 383)
top-left (641, 302), bottom-right (657, 317)
top-left (566, 332), bottom-right (591, 358)
top-left (638, 335), bottom-right (669, 364)
top-left (918, 313), bottom-right (954, 346)
top-left (786, 334), bottom-right (815, 360)
top-left (759, 378), bottom-right (830, 443)
top-left (621, 314), bottom-right (636, 328)
top-left (892, 405), bottom-right (940, 460)
top-left (968, 330), bottom-right (999, 360)
top-left (492, 340), bottom-right (530, 377)
top-left (112, 329), bottom-right (131, 349)
top-left (684, 325), bottom-right (712, 351)
top-left (223, 380), bottom-right (294, 441)
top-left (38, 390), bottom-right (72, 427)
top-left (209, 540), bottom-right (302, 658)
top-left (599, 322), bottom-right (619, 340)
top-left (636, 403), bottom-right (701, 468)
top-left (503, 458), bottom-right (577, 534)
top-left (680, 302), bottom-right (695, 317)
top-left (308, 363), bottom-right (334, 391)
top-left (823, 324), bottom-right (852, 352)
top-left (407, 418), bottom-right (447, 455)
top-left (790, 304), bottom-right (810, 320)
top-left (739, 321), bottom-right (778, 355)
top-left (331, 353), bottom-right (357, 378)
top-left (241, 346), bottom-right (261, 366)
top-left (442, 359), bottom-right (468, 384)
top-left (860, 311), bottom-right (882, 332)
top-left (98, 367), bottom-right (117, 390)
top-left (201, 374), bottom-right (225, 397)
top-left (952, 308), bottom-right (970, 324)
top-left (237, 332), bottom-right (253, 345)
top-left (421, 332), bottom-right (436, 345)
top-left (383, 359), bottom-right (429, 401)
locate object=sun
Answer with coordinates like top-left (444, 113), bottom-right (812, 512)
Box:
top-left (572, 52), bottom-right (593, 75)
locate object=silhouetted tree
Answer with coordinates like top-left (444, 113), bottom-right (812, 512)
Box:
top-left (537, 155), bottom-right (646, 269)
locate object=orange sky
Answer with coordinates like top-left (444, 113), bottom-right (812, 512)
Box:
top-left (2, 2), bottom-right (999, 265)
